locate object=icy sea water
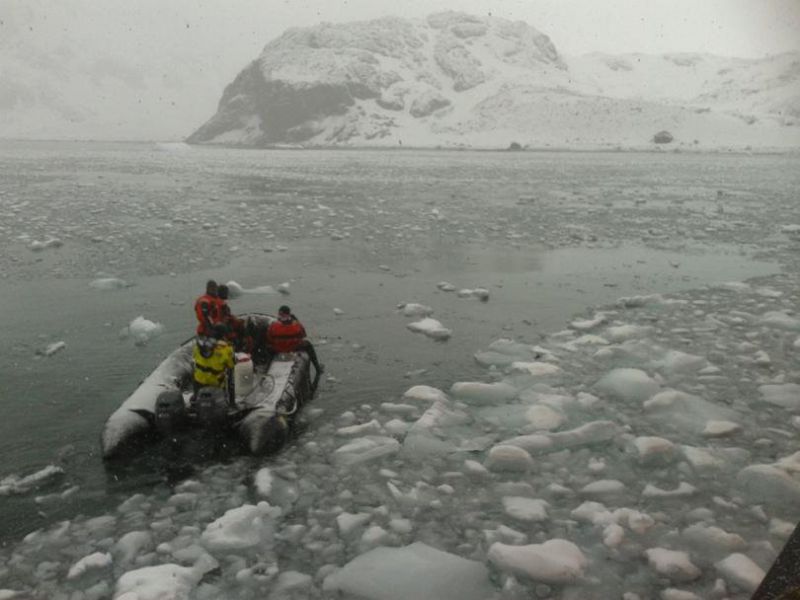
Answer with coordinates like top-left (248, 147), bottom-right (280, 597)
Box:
top-left (0, 141), bottom-right (798, 599)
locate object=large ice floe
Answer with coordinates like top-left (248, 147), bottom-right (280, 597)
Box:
top-left (4, 277), bottom-right (800, 599)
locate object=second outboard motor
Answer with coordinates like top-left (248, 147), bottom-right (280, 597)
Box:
top-left (195, 387), bottom-right (229, 429)
top-left (154, 390), bottom-right (188, 435)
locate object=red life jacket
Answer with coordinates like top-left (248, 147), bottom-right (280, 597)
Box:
top-left (194, 294), bottom-right (219, 335)
top-left (267, 319), bottom-right (306, 353)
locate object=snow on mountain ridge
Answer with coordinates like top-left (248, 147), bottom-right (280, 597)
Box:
top-left (189, 12), bottom-right (800, 149)
top-left (0, 8), bottom-right (797, 147)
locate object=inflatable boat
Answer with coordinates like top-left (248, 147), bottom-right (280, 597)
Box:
top-left (101, 314), bottom-right (321, 459)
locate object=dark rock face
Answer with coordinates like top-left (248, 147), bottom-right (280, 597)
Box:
top-left (652, 130), bottom-right (674, 144)
top-left (187, 62), bottom-right (369, 145)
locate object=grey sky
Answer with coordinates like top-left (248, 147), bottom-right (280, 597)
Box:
top-left (5, 0), bottom-right (799, 71)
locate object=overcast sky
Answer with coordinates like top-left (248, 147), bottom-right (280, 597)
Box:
top-left (6, 0), bottom-right (800, 67)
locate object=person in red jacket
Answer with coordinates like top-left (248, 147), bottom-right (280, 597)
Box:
top-left (194, 280), bottom-right (220, 336)
top-left (216, 284), bottom-right (242, 344)
top-left (266, 305), bottom-right (323, 373)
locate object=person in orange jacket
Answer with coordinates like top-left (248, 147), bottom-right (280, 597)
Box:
top-left (216, 284), bottom-right (241, 344)
top-left (266, 305), bottom-right (323, 373)
top-left (194, 280), bottom-right (220, 336)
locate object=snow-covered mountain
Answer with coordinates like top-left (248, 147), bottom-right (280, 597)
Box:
top-left (2, 9), bottom-right (798, 149)
top-left (188, 12), bottom-right (800, 150)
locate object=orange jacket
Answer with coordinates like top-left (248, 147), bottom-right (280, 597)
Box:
top-left (267, 318), bottom-right (307, 353)
top-left (194, 294), bottom-right (219, 335)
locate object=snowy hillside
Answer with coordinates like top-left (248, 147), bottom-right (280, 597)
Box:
top-left (189, 12), bottom-right (800, 150)
top-left (1, 8), bottom-right (798, 149)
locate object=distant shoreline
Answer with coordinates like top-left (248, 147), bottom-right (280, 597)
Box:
top-left (1, 137), bottom-right (798, 156)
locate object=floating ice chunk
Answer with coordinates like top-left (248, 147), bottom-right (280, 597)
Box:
top-left (406, 317), bottom-right (451, 340)
top-left (474, 339), bottom-right (553, 367)
top-left (632, 436), bottom-right (676, 465)
top-left (201, 502), bottom-right (276, 553)
top-left (437, 281), bottom-right (456, 292)
top-left (780, 224), bottom-right (800, 233)
top-left (225, 281), bottom-right (245, 298)
top-left (702, 420), bottom-right (741, 437)
top-left (124, 316), bottom-right (164, 346)
top-left (389, 518), bottom-right (413, 534)
top-left (604, 324), bottom-right (651, 342)
top-left (524, 405), bottom-right (565, 431)
top-left (644, 548), bottom-right (701, 582)
top-left (503, 421), bottom-right (618, 455)
top-left (323, 542), bottom-right (494, 600)
top-left (277, 282), bottom-right (290, 295)
top-left (681, 445), bottom-right (750, 474)
top-left (402, 385), bottom-right (448, 404)
top-left (463, 460), bottom-right (489, 478)
top-left (28, 237), bottom-right (63, 251)
top-left (225, 281), bottom-right (276, 297)
top-left (360, 525), bottom-right (391, 550)
top-left (488, 539), bottom-right (588, 584)
top-left (714, 553), bottom-right (765, 593)
top-left (570, 313), bottom-right (607, 331)
top-left (89, 277), bottom-right (130, 290)
top-left (485, 525), bottom-right (527, 547)
top-left (548, 420), bottom-right (618, 450)
top-left (681, 523), bottom-right (746, 556)
top-left (398, 302), bottom-right (434, 317)
top-left (654, 350), bottom-right (706, 376)
top-left (603, 523), bottom-right (625, 547)
top-left (337, 512), bottom-right (372, 537)
top-left (333, 436), bottom-right (400, 467)
top-left (736, 464), bottom-right (800, 508)
top-left (769, 518), bottom-right (796, 538)
top-left (717, 280), bottom-right (751, 292)
top-left (616, 294), bottom-right (664, 308)
top-left (580, 479), bottom-right (626, 498)
top-left (759, 383), bottom-right (800, 411)
top-left (759, 310), bottom-right (800, 330)
top-left (485, 445), bottom-right (534, 472)
top-left (641, 482), bottom-right (697, 498)
top-left (570, 501), bottom-right (612, 525)
top-left (254, 468), bottom-right (273, 497)
top-left (660, 589), bottom-right (702, 600)
top-left (67, 552), bottom-right (112, 579)
top-left (450, 381), bottom-right (517, 404)
top-left (337, 419), bottom-right (383, 437)
top-left (502, 497), bottom-right (549, 522)
top-left (384, 419), bottom-right (409, 436)
top-left (595, 368), bottom-right (659, 402)
top-left (36, 341), bottom-right (67, 357)
top-left (510, 361), bottom-right (562, 377)
top-left (114, 554), bottom-right (217, 600)
top-left (113, 531), bottom-right (153, 566)
top-left (644, 389), bottom-right (739, 434)
top-left (271, 571), bottom-right (312, 596)
top-left (0, 465), bottom-right (64, 496)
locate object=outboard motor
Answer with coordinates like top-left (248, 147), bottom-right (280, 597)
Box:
top-left (195, 387), bottom-right (229, 430)
top-left (154, 390), bottom-right (188, 435)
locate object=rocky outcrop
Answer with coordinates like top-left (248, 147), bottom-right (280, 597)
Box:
top-left (652, 130), bottom-right (674, 144)
top-left (187, 12), bottom-right (799, 149)
top-left (188, 12), bottom-right (567, 146)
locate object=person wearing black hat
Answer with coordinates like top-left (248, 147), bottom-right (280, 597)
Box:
top-left (193, 279), bottom-right (219, 336)
top-left (266, 305), bottom-right (323, 374)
